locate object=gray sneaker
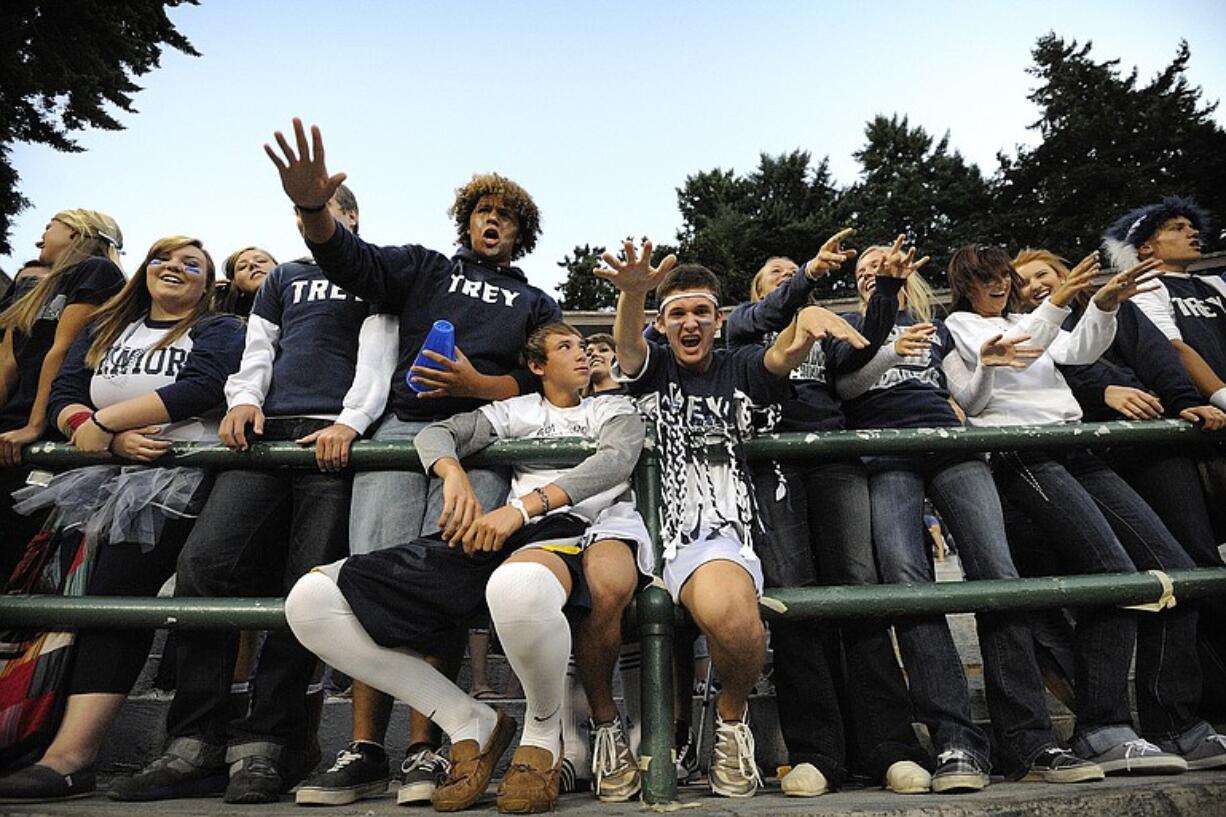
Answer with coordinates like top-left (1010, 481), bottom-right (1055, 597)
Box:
top-left (1088, 738), bottom-right (1187, 775)
top-left (1178, 732), bottom-right (1226, 771)
top-left (708, 714), bottom-right (760, 798)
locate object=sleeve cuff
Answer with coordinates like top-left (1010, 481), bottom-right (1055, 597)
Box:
top-left (336, 408), bottom-right (375, 435)
top-left (227, 392), bottom-right (263, 410)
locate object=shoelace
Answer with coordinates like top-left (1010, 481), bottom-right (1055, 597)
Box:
top-left (591, 722), bottom-right (627, 786)
top-left (327, 748), bottom-right (364, 773)
top-left (714, 722), bottom-right (760, 784)
top-left (1122, 738), bottom-right (1163, 771)
top-left (401, 749), bottom-right (449, 777)
top-left (240, 756), bottom-right (278, 780)
top-left (1205, 733), bottom-right (1226, 752)
top-left (936, 749), bottom-right (972, 767)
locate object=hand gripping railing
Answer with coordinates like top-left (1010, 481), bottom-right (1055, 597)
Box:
top-left (4, 419), bottom-right (1226, 804)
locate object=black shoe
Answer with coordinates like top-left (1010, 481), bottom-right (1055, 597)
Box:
top-left (1022, 747), bottom-right (1104, 784)
top-left (224, 755), bottom-right (284, 804)
top-left (295, 741), bottom-right (389, 806)
top-left (108, 752), bottom-right (228, 801)
top-left (675, 721), bottom-right (699, 785)
top-left (396, 744), bottom-right (449, 805)
top-left (0, 764), bottom-right (95, 803)
top-left (931, 749), bottom-right (989, 794)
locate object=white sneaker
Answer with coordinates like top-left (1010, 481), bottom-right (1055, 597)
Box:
top-left (708, 713), bottom-right (761, 798)
top-left (780, 763), bottom-right (827, 797)
top-left (885, 760), bottom-right (931, 794)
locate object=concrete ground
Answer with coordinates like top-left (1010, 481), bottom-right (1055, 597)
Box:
top-left (1, 773), bottom-right (1223, 817)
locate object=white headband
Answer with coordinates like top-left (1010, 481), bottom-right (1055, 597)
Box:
top-left (658, 290), bottom-right (719, 314)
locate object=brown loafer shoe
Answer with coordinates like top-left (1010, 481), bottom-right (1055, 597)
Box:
top-left (496, 745), bottom-right (562, 814)
top-left (431, 710), bottom-right (515, 812)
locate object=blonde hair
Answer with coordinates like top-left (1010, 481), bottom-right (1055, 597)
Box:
top-left (84, 236), bottom-right (216, 369)
top-left (0, 209), bottom-right (123, 334)
top-left (223, 246), bottom-right (277, 282)
top-left (749, 257), bottom-right (799, 303)
top-left (858, 246), bottom-right (934, 322)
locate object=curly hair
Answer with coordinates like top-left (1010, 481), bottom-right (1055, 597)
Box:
top-left (448, 173), bottom-right (541, 260)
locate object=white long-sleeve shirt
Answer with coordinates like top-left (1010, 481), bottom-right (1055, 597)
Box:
top-left (942, 300), bottom-right (1118, 426)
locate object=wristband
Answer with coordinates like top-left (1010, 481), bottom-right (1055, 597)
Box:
top-left (508, 497), bottom-right (531, 526)
top-left (533, 486), bottom-right (552, 515)
top-left (294, 202), bottom-right (327, 214)
top-left (90, 412), bottom-right (118, 435)
top-left (65, 410), bottom-right (93, 433)
top-left (1210, 388), bottom-right (1226, 412)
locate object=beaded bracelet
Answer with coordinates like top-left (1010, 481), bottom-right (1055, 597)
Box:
top-left (533, 486), bottom-right (552, 514)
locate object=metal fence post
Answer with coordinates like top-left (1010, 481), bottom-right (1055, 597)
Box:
top-left (633, 445), bottom-right (678, 805)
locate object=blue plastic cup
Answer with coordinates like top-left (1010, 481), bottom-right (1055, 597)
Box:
top-left (407, 320), bottom-right (456, 392)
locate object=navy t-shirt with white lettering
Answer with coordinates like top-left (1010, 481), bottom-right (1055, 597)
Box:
top-left (1165, 275), bottom-right (1226, 381)
top-left (307, 228), bottom-right (561, 421)
top-left (253, 260), bottom-right (372, 418)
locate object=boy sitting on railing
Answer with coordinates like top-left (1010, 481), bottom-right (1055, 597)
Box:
top-left (596, 243), bottom-right (867, 798)
top-left (285, 321), bottom-right (652, 814)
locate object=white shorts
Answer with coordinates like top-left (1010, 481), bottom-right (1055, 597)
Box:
top-left (662, 529), bottom-right (764, 603)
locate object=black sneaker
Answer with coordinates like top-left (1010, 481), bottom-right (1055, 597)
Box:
top-left (108, 752), bottom-right (228, 801)
top-left (396, 744), bottom-right (449, 805)
top-left (225, 755), bottom-right (284, 804)
top-left (675, 721), bottom-right (700, 785)
top-left (295, 741), bottom-right (389, 806)
top-left (1022, 748), bottom-right (1104, 784)
top-left (931, 749), bottom-right (989, 794)
top-left (0, 764), bottom-right (95, 803)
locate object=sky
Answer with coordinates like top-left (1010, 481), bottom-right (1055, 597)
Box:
top-left (5, 0), bottom-right (1226, 297)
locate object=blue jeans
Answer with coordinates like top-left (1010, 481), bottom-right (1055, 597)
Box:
top-left (870, 455), bottom-right (1054, 773)
top-left (349, 413), bottom-right (510, 554)
top-left (753, 460), bottom-right (928, 786)
top-left (993, 449), bottom-right (1204, 748)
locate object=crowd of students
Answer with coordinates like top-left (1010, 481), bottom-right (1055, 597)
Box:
top-left (0, 116), bottom-right (1223, 811)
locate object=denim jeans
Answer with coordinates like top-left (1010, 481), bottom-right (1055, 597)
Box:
top-left (869, 455), bottom-right (1055, 773)
top-left (1105, 449), bottom-right (1226, 721)
top-left (753, 460), bottom-right (928, 786)
top-left (167, 419), bottom-right (352, 756)
top-left (994, 449), bottom-right (1204, 746)
top-left (349, 413), bottom-right (510, 554)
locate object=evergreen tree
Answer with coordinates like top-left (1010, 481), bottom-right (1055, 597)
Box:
top-left (555, 239), bottom-right (678, 311)
top-left (0, 0), bottom-right (199, 253)
top-left (990, 34), bottom-right (1226, 260)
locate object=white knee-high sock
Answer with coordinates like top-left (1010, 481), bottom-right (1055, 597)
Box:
top-left (285, 571), bottom-right (496, 744)
top-left (562, 657), bottom-right (592, 776)
top-left (486, 562), bottom-right (570, 763)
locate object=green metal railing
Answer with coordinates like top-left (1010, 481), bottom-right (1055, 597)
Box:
top-left (4, 419), bottom-right (1226, 804)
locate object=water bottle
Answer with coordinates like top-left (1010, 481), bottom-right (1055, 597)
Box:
top-left (407, 320), bottom-right (456, 392)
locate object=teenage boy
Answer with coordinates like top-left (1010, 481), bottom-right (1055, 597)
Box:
top-left (284, 321), bottom-right (650, 814)
top-left (597, 241), bottom-right (869, 797)
top-left (1103, 196), bottom-right (1226, 409)
top-left (110, 186), bottom-right (401, 804)
top-left (265, 119), bottom-right (561, 804)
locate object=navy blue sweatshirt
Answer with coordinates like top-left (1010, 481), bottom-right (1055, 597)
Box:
top-left (1164, 275), bottom-right (1226, 381)
top-left (835, 311), bottom-right (962, 430)
top-left (725, 274), bottom-right (903, 432)
top-left (307, 228), bottom-right (561, 421)
top-left (245, 260), bottom-right (372, 418)
top-left (48, 313), bottom-right (245, 426)
top-left (1058, 300), bottom-right (1202, 420)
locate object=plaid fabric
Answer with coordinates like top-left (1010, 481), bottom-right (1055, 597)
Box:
top-left (0, 510), bottom-right (95, 768)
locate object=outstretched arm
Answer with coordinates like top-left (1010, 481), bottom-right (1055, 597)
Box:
top-left (764, 306), bottom-right (867, 377)
top-left (596, 239), bottom-right (677, 378)
top-left (265, 118), bottom-right (346, 246)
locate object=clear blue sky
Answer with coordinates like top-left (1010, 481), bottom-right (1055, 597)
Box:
top-left (5, 1), bottom-right (1225, 296)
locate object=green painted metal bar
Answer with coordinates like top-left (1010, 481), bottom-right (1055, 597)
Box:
top-left (18, 419), bottom-right (1222, 471)
top-left (0, 596), bottom-right (286, 629)
top-left (760, 568), bottom-right (1226, 619)
top-left (632, 449), bottom-right (677, 805)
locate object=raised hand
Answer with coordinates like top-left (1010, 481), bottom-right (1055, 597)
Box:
top-left (1091, 258), bottom-right (1163, 312)
top-left (878, 234), bottom-right (930, 279)
top-left (264, 118), bottom-right (349, 209)
top-left (1104, 385), bottom-right (1164, 420)
top-left (804, 227), bottom-right (858, 278)
top-left (595, 240), bottom-right (678, 295)
top-left (789, 305), bottom-right (868, 353)
top-left (894, 322), bottom-right (936, 357)
top-left (980, 333), bottom-right (1043, 368)
top-left (1048, 251), bottom-right (1101, 307)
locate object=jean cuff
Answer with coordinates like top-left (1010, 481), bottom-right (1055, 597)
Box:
top-left (226, 740), bottom-right (286, 764)
top-left (1154, 719), bottom-right (1215, 754)
top-left (1070, 724), bottom-right (1139, 757)
top-left (165, 736), bottom-right (226, 768)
